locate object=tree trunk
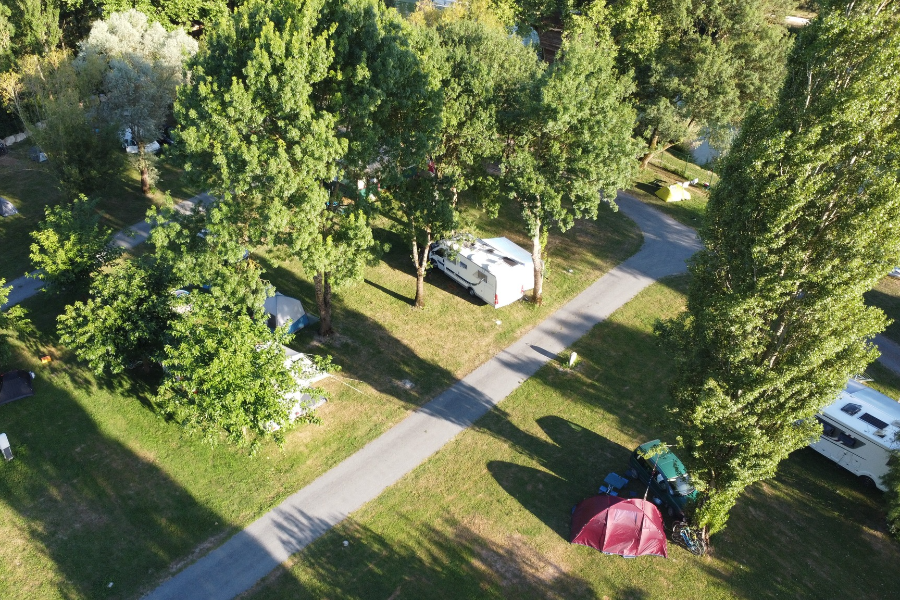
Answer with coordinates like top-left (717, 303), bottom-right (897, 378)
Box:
top-left (314, 271), bottom-right (334, 336)
top-left (639, 127), bottom-right (659, 169)
top-left (138, 146), bottom-right (151, 194)
top-left (531, 227), bottom-right (544, 305)
top-left (411, 227), bottom-right (431, 309)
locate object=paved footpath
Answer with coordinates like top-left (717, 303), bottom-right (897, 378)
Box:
top-left (144, 194), bottom-right (701, 600)
top-left (1, 193), bottom-right (213, 309)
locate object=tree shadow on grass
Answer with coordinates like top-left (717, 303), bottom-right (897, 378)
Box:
top-left (246, 515), bottom-right (595, 600)
top-left (693, 448), bottom-right (900, 600)
top-left (486, 415), bottom-right (632, 541)
top-left (0, 356), bottom-right (226, 600)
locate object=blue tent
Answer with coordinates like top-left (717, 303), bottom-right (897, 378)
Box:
top-left (264, 293), bottom-right (310, 333)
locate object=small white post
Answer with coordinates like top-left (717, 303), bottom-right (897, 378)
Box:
top-left (568, 352), bottom-right (578, 368)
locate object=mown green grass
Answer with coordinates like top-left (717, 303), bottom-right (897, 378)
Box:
top-left (0, 192), bottom-right (641, 599)
top-left (629, 157), bottom-right (710, 230)
top-left (0, 143), bottom-right (195, 282)
top-left (244, 276), bottom-right (900, 600)
top-left (865, 276), bottom-right (900, 345)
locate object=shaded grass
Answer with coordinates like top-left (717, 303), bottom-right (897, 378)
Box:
top-left (0, 196), bottom-right (642, 598)
top-left (865, 276), bottom-right (900, 345)
top-left (0, 144), bottom-right (195, 282)
top-left (244, 277), bottom-right (899, 600)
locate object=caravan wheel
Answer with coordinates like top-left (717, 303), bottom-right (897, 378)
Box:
top-left (859, 476), bottom-right (876, 489)
top-left (468, 287), bottom-right (476, 297)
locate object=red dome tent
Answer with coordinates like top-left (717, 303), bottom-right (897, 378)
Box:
top-left (570, 495), bottom-right (668, 558)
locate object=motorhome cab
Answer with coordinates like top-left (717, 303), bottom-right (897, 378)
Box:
top-left (810, 379), bottom-right (900, 491)
top-left (429, 237), bottom-right (534, 308)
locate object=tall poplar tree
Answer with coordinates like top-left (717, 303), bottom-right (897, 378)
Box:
top-left (658, 0), bottom-right (900, 539)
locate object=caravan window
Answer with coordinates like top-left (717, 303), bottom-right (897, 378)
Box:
top-left (433, 247), bottom-right (447, 258)
top-left (477, 271), bottom-right (488, 282)
top-left (816, 416), bottom-right (839, 439)
top-left (838, 432), bottom-right (864, 449)
top-left (459, 262), bottom-right (467, 269)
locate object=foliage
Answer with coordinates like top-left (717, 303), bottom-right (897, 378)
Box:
top-left (176, 0), bottom-right (437, 331)
top-left (175, 0), bottom-right (340, 251)
top-left (886, 437), bottom-right (900, 541)
top-left (5, 0), bottom-right (61, 59)
top-left (633, 0), bottom-right (793, 164)
top-left (0, 279), bottom-right (28, 367)
top-left (156, 292), bottom-right (304, 449)
top-left (1, 50), bottom-right (126, 196)
top-left (29, 194), bottom-right (118, 290)
top-left (657, 0), bottom-right (900, 537)
top-left (500, 12), bottom-right (639, 302)
top-left (56, 256), bottom-right (173, 374)
top-left (78, 9), bottom-right (197, 194)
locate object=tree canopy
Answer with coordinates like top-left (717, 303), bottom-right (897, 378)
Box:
top-left (501, 10), bottom-right (640, 302)
top-left (78, 9), bottom-right (197, 193)
top-left (657, 0), bottom-right (900, 538)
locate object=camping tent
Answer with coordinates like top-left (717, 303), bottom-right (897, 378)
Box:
top-left (0, 197), bottom-right (18, 217)
top-left (655, 184), bottom-right (691, 202)
top-left (570, 495), bottom-right (668, 558)
top-left (264, 293), bottom-right (310, 333)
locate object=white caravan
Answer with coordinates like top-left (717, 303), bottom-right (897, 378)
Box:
top-left (429, 237), bottom-right (534, 308)
top-left (810, 378), bottom-right (900, 491)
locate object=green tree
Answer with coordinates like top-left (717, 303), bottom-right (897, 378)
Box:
top-left (885, 434), bottom-right (900, 541)
top-left (57, 255), bottom-right (173, 374)
top-left (0, 279), bottom-right (29, 367)
top-left (501, 13), bottom-right (639, 303)
top-left (77, 9), bottom-right (197, 194)
top-left (634, 0), bottom-right (793, 167)
top-left (1, 50), bottom-right (126, 196)
top-left (7, 0), bottom-right (61, 58)
top-left (156, 292), bottom-right (308, 449)
top-left (30, 195), bottom-right (119, 291)
top-left (393, 12), bottom-right (541, 308)
top-left (177, 0), bottom-right (436, 333)
top-left (657, 0), bottom-right (900, 539)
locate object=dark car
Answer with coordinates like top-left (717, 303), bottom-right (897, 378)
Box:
top-left (0, 370), bottom-right (35, 406)
top-left (629, 440), bottom-right (697, 519)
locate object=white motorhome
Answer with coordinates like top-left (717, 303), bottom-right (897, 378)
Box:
top-left (429, 237), bottom-right (534, 308)
top-left (810, 378), bottom-right (900, 491)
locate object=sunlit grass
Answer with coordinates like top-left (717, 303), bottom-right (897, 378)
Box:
top-left (245, 277), bottom-right (900, 600)
top-left (0, 186), bottom-right (641, 598)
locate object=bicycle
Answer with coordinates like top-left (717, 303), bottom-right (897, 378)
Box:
top-left (671, 521), bottom-right (708, 556)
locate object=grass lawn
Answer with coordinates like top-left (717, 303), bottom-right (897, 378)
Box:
top-left (0, 143), bottom-right (197, 282)
top-left (628, 153), bottom-right (712, 230)
top-left (0, 195), bottom-right (641, 599)
top-left (865, 276), bottom-right (900, 345)
top-left (243, 276), bottom-right (900, 600)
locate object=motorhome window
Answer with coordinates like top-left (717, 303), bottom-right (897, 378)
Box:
top-left (477, 271), bottom-right (487, 282)
top-left (434, 248), bottom-right (446, 258)
top-left (816, 416), bottom-right (839, 439)
top-left (838, 432), bottom-right (864, 449)
top-left (459, 262), bottom-right (467, 269)
top-left (860, 413), bottom-right (889, 430)
top-left (841, 403), bottom-right (862, 416)
top-left (502, 257), bottom-right (518, 267)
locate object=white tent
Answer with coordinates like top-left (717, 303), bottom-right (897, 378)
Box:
top-left (0, 197), bottom-right (18, 217)
top-left (264, 293), bottom-right (310, 333)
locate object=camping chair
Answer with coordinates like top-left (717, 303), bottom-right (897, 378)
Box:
top-left (599, 472), bottom-right (628, 496)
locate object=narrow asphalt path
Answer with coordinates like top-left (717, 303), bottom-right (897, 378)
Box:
top-left (144, 194), bottom-right (701, 600)
top-left (1, 193), bottom-right (213, 309)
